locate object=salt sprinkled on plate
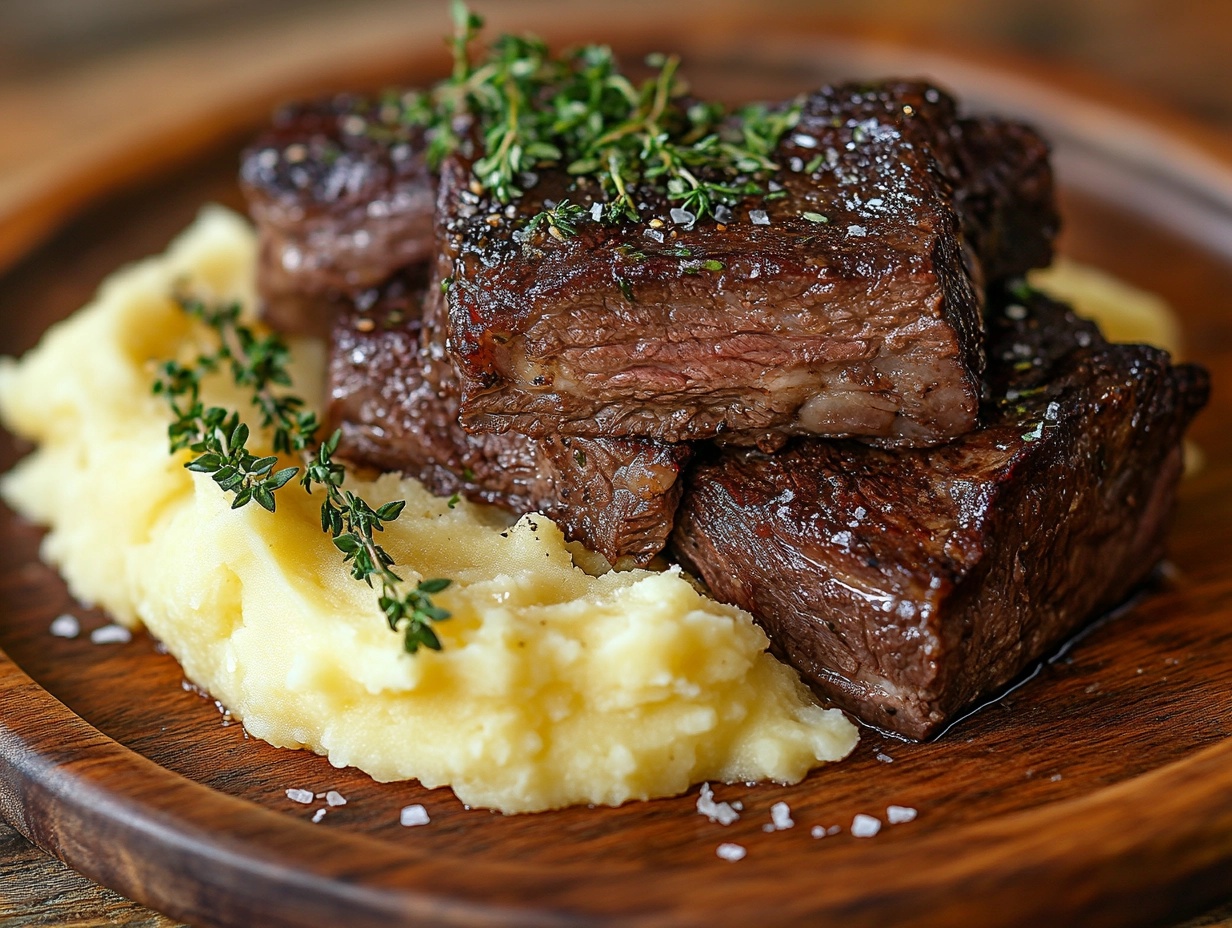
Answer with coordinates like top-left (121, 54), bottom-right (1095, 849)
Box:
top-left (49, 614), bottom-right (80, 639)
top-left (810, 825), bottom-right (827, 839)
top-left (749, 210), bottom-right (770, 226)
top-left (851, 814), bottom-right (881, 838)
top-left (886, 805), bottom-right (917, 825)
top-left (90, 624), bottom-right (132, 645)
top-left (285, 788), bottom-right (314, 805)
top-left (715, 843), bottom-right (746, 862)
top-left (325, 790), bottom-right (347, 807)
top-left (400, 804), bottom-right (431, 827)
top-left (696, 783), bottom-right (740, 826)
top-left (875, 752), bottom-right (894, 764)
top-left (769, 801), bottom-right (794, 830)
top-left (312, 808), bottom-right (327, 824)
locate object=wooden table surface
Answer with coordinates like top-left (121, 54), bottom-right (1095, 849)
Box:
top-left (2, 1), bottom-right (1231, 924)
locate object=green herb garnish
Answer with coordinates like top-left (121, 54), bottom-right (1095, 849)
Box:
top-left (153, 295), bottom-right (452, 654)
top-left (524, 199), bottom-right (587, 240)
top-left (398, 1), bottom-right (800, 231)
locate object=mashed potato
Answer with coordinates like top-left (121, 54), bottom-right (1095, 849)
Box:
top-left (0, 207), bottom-right (858, 813)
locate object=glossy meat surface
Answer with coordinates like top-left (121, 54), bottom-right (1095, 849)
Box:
top-left (443, 81), bottom-right (1055, 448)
top-left (240, 94), bottom-right (435, 336)
top-left (671, 289), bottom-right (1209, 738)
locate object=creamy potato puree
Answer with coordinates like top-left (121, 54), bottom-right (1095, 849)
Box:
top-left (0, 208), bottom-right (858, 813)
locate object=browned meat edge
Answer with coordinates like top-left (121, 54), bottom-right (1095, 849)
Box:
top-left (671, 289), bottom-right (1209, 738)
top-left (240, 94), bottom-right (436, 337)
top-left (326, 259), bottom-right (690, 566)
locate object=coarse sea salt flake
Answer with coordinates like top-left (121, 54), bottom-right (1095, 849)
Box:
top-left (696, 783), bottom-right (740, 826)
top-left (311, 808), bottom-right (327, 823)
top-left (770, 801), bottom-right (794, 830)
top-left (716, 843), bottom-right (746, 862)
top-left (90, 624), bottom-right (131, 645)
top-left (285, 788), bottom-right (314, 805)
top-left (400, 804), bottom-right (430, 827)
top-left (887, 805), bottom-right (917, 824)
top-left (851, 814), bottom-right (881, 837)
top-left (810, 825), bottom-right (827, 838)
top-left (325, 790), bottom-right (347, 807)
top-left (49, 614), bottom-right (80, 638)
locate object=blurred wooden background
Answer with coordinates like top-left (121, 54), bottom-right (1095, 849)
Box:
top-left (0, 1), bottom-right (1230, 925)
top-left (2, 0), bottom-right (1231, 258)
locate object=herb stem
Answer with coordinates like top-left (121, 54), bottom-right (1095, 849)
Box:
top-left (154, 294), bottom-right (452, 653)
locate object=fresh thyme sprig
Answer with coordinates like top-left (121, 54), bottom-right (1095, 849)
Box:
top-left (397, 1), bottom-right (800, 229)
top-left (153, 294), bottom-right (453, 653)
top-left (153, 297), bottom-right (307, 511)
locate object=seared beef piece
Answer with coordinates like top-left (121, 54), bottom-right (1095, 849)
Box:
top-left (442, 81), bottom-right (1055, 449)
top-left (327, 266), bottom-right (690, 566)
top-left (791, 82), bottom-right (1056, 284)
top-left (240, 94), bottom-right (435, 337)
top-left (671, 290), bottom-right (1209, 739)
top-left (948, 116), bottom-right (1057, 282)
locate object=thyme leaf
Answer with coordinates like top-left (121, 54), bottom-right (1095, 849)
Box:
top-left (153, 294), bottom-right (452, 654)
top-left (523, 199), bottom-right (587, 240)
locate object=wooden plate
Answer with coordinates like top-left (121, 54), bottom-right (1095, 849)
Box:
top-left (2, 11), bottom-right (1231, 928)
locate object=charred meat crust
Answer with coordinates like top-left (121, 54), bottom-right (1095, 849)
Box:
top-left (442, 81), bottom-right (985, 448)
top-left (240, 94), bottom-right (436, 336)
top-left (326, 265), bottom-right (690, 567)
top-left (670, 290), bottom-right (1209, 739)
top-left (440, 81), bottom-right (1055, 449)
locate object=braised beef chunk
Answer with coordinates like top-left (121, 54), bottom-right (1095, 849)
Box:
top-left (239, 94), bottom-right (435, 336)
top-left (326, 270), bottom-right (690, 566)
top-left (949, 116), bottom-right (1057, 282)
top-left (792, 82), bottom-right (1057, 283)
top-left (671, 290), bottom-right (1209, 738)
top-left (441, 81), bottom-right (1055, 449)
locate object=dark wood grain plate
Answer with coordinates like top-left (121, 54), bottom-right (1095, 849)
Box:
top-left (1, 12), bottom-right (1230, 928)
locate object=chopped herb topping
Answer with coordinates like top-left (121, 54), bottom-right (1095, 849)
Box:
top-left (524, 199), bottom-right (587, 239)
top-left (802, 211), bottom-right (829, 224)
top-left (398, 1), bottom-right (799, 227)
top-left (154, 295), bottom-right (452, 654)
